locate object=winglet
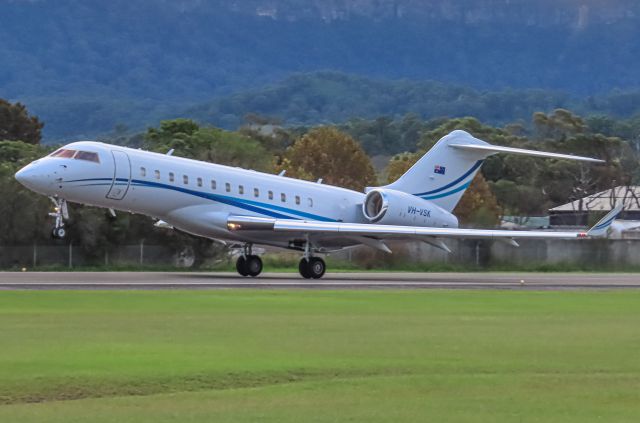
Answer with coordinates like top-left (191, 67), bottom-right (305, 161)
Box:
top-left (586, 203), bottom-right (624, 237)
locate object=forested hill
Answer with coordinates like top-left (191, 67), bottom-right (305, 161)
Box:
top-left (2, 0), bottom-right (640, 140)
top-left (3, 0), bottom-right (640, 100)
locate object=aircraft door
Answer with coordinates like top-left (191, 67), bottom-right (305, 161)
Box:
top-left (106, 150), bottom-right (131, 200)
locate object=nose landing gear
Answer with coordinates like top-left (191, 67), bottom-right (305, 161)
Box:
top-left (235, 244), bottom-right (263, 277)
top-left (49, 197), bottom-right (68, 239)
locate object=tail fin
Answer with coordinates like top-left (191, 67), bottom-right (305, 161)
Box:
top-left (383, 130), bottom-right (603, 212)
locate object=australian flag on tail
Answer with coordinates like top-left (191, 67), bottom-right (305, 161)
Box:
top-left (434, 165), bottom-right (446, 175)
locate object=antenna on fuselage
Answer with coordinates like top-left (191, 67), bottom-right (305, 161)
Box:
top-left (316, 178), bottom-right (323, 184)
top-left (278, 170), bottom-right (286, 176)
top-left (166, 149), bottom-right (174, 156)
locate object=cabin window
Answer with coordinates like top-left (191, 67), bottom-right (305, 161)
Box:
top-left (74, 151), bottom-right (100, 163)
top-left (197, 177), bottom-right (203, 187)
top-left (308, 198), bottom-right (313, 208)
top-left (211, 180), bottom-right (216, 190)
top-left (254, 188), bottom-right (259, 197)
top-left (183, 175), bottom-right (189, 184)
top-left (281, 193), bottom-right (286, 202)
top-left (154, 170), bottom-right (160, 180)
top-left (295, 195), bottom-right (300, 205)
top-left (140, 167), bottom-right (146, 177)
top-left (169, 172), bottom-right (175, 182)
top-left (238, 185), bottom-right (244, 195)
top-left (225, 183), bottom-right (231, 192)
top-left (268, 190), bottom-right (273, 200)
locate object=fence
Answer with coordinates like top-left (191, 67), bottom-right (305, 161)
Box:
top-left (2, 239), bottom-right (640, 269)
top-left (0, 243), bottom-right (181, 268)
top-left (336, 238), bottom-right (640, 269)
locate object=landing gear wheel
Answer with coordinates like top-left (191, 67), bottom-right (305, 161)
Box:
top-left (236, 256), bottom-right (249, 277)
top-left (299, 258), bottom-right (312, 279)
top-left (236, 255), bottom-right (263, 277)
top-left (245, 255), bottom-right (263, 277)
top-left (308, 257), bottom-right (326, 279)
top-left (299, 257), bottom-right (326, 279)
top-left (52, 227), bottom-right (66, 239)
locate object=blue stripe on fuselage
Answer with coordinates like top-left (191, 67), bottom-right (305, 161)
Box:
top-left (64, 177), bottom-right (337, 222)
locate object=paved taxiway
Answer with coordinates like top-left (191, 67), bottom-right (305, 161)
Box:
top-left (0, 272), bottom-right (639, 290)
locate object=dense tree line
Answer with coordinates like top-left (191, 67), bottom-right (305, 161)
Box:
top-left (24, 72), bottom-right (640, 144)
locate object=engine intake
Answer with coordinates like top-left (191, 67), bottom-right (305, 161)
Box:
top-left (362, 188), bottom-right (458, 228)
top-left (363, 189), bottom-right (388, 222)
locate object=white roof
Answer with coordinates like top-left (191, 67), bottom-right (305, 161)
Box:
top-left (550, 186), bottom-right (640, 212)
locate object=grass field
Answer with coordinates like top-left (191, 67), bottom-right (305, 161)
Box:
top-left (0, 289), bottom-right (639, 422)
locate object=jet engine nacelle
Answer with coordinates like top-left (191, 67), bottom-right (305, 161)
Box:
top-left (362, 188), bottom-right (458, 228)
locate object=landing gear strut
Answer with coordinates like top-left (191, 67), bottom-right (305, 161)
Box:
top-left (235, 244), bottom-right (263, 277)
top-left (49, 197), bottom-right (68, 239)
top-left (298, 237), bottom-right (326, 279)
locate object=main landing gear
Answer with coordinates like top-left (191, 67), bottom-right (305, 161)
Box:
top-left (234, 240), bottom-right (326, 279)
top-left (235, 244), bottom-right (263, 277)
top-left (297, 237), bottom-right (326, 279)
top-left (298, 257), bottom-right (326, 279)
top-left (49, 197), bottom-right (68, 239)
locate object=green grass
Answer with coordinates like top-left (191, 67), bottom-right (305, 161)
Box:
top-left (1, 290), bottom-right (639, 422)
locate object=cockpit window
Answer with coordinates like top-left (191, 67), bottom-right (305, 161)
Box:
top-left (74, 151), bottom-right (100, 163)
top-left (50, 148), bottom-right (77, 158)
top-left (49, 149), bottom-right (100, 163)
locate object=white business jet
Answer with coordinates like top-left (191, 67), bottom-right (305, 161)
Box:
top-left (15, 130), bottom-right (622, 278)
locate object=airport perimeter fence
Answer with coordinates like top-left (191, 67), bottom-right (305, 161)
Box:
top-left (2, 239), bottom-right (640, 270)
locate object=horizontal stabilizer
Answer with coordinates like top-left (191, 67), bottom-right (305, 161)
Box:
top-left (449, 143), bottom-right (604, 163)
top-left (587, 203), bottom-right (624, 237)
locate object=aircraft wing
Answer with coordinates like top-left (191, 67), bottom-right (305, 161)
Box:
top-left (228, 204), bottom-right (623, 241)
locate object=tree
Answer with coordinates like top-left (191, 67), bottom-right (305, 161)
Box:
top-left (277, 127), bottom-right (376, 191)
top-left (533, 109), bottom-right (587, 141)
top-left (386, 152), bottom-right (419, 183)
top-left (144, 119), bottom-right (273, 171)
top-left (453, 173), bottom-right (502, 227)
top-left (0, 99), bottom-right (44, 144)
top-left (0, 141), bottom-right (53, 244)
top-left (238, 114), bottom-right (297, 154)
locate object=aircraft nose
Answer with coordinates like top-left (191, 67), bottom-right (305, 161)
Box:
top-left (15, 163), bottom-right (50, 193)
top-left (15, 166), bottom-right (34, 185)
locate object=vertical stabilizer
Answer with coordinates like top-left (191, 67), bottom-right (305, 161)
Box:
top-left (384, 130), bottom-right (489, 212)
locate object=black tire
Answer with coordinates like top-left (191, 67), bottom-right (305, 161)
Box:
top-left (246, 255), bottom-right (263, 277)
top-left (236, 256), bottom-right (249, 277)
top-left (56, 227), bottom-right (66, 239)
top-left (308, 257), bottom-right (326, 279)
top-left (298, 258), bottom-right (312, 279)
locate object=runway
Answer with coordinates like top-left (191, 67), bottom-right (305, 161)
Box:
top-left (1, 271), bottom-right (640, 290)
